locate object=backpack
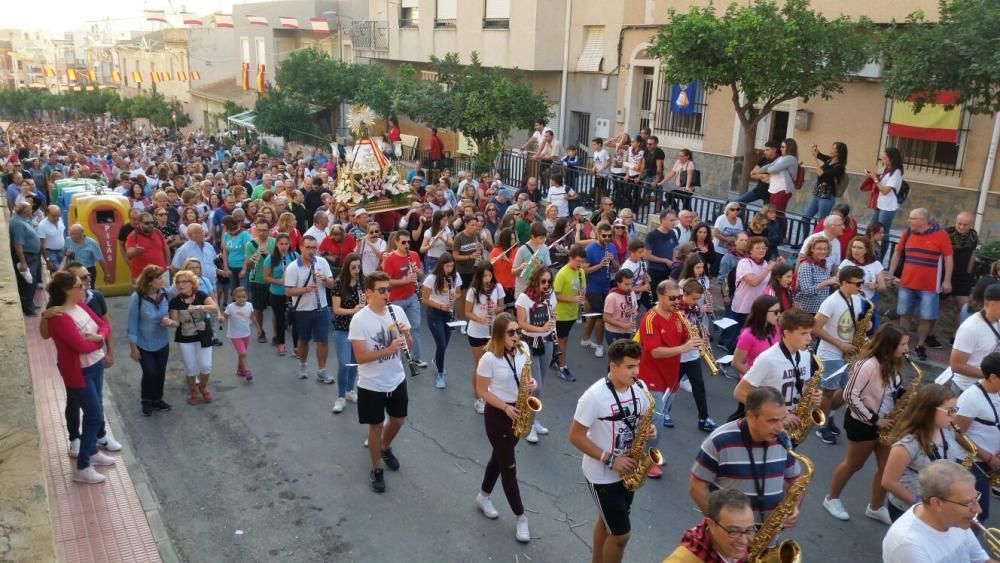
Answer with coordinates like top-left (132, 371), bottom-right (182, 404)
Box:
top-left (793, 165), bottom-right (806, 190)
top-left (895, 181), bottom-right (910, 204)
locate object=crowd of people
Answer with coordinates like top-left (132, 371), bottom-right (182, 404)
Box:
top-left (6, 117), bottom-right (1000, 563)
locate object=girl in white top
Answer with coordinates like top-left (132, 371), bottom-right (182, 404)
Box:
top-left (421, 211), bottom-right (454, 274)
top-left (422, 252), bottom-right (462, 387)
top-left (660, 148), bottom-right (696, 191)
top-left (515, 267), bottom-right (558, 444)
top-left (465, 262), bottom-right (507, 414)
top-left (865, 147), bottom-right (904, 257)
top-left (357, 222), bottom-right (387, 277)
top-left (474, 313), bottom-right (535, 542)
top-left (839, 235), bottom-right (887, 302)
top-left (223, 287), bottom-right (260, 381)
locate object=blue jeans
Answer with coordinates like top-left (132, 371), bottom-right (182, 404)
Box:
top-left (803, 196), bottom-right (835, 220)
top-left (65, 361), bottom-right (104, 470)
top-left (333, 329), bottom-right (357, 399)
top-left (649, 390), bottom-right (672, 450)
top-left (870, 209), bottom-right (896, 258)
top-left (897, 287), bottom-right (940, 321)
top-left (394, 294), bottom-right (423, 361)
top-left (46, 248), bottom-right (65, 269)
top-left (426, 308), bottom-right (452, 375)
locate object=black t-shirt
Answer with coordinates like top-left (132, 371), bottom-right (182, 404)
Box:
top-left (86, 290), bottom-right (108, 317)
top-left (755, 156), bottom-right (776, 192)
top-left (118, 224), bottom-right (135, 245)
top-left (643, 147), bottom-right (665, 178)
top-left (304, 188), bottom-right (330, 215)
top-left (169, 290), bottom-right (213, 345)
top-left (332, 279), bottom-right (362, 331)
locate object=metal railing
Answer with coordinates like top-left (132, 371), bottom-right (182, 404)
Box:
top-left (350, 21), bottom-right (389, 51)
top-left (482, 18), bottom-right (509, 29)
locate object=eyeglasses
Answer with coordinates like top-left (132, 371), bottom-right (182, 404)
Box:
top-left (709, 520), bottom-right (757, 540)
top-left (935, 492), bottom-right (982, 509)
top-left (369, 230), bottom-right (381, 235)
top-left (600, 234), bottom-right (612, 239)
top-left (937, 406), bottom-right (960, 416)
top-left (767, 308), bottom-right (782, 314)
top-left (79, 274), bottom-right (92, 281)
top-left (540, 280), bottom-right (552, 286)
top-left (505, 328), bottom-right (523, 337)
top-left (374, 287), bottom-right (390, 294)
top-left (399, 240), bottom-right (410, 246)
top-left (155, 212), bottom-right (167, 216)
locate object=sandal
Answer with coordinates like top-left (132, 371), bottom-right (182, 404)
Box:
top-left (198, 383), bottom-right (213, 403)
top-left (188, 389), bottom-right (200, 405)
top-left (278, 344), bottom-right (287, 356)
top-left (244, 371), bottom-right (254, 382)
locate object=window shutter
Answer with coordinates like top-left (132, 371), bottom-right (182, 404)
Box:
top-left (436, 0), bottom-right (457, 20)
top-left (485, 0), bottom-right (510, 19)
top-left (576, 26), bottom-right (604, 72)
top-left (402, 0), bottom-right (419, 8)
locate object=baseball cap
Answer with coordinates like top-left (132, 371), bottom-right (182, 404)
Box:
top-left (573, 206), bottom-right (589, 217)
top-left (985, 283), bottom-right (1000, 302)
top-left (353, 208), bottom-right (368, 218)
top-left (612, 218), bottom-right (626, 227)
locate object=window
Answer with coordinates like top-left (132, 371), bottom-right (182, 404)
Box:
top-left (576, 26), bottom-right (604, 72)
top-left (883, 97), bottom-right (970, 175)
top-left (571, 111), bottom-right (591, 147)
top-left (400, 0), bottom-right (420, 27)
top-left (240, 37), bottom-right (250, 64)
top-left (435, 0), bottom-right (457, 27)
top-left (653, 78), bottom-right (706, 139)
top-left (483, 0), bottom-right (509, 29)
top-left (255, 37), bottom-right (266, 68)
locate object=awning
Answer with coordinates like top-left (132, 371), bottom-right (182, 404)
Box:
top-left (227, 110), bottom-right (257, 131)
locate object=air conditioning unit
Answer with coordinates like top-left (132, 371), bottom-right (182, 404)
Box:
top-left (852, 61), bottom-right (883, 79)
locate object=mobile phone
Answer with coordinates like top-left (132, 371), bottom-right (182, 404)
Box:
top-left (864, 169), bottom-right (870, 175)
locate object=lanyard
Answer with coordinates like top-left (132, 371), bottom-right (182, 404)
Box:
top-left (605, 378), bottom-right (638, 433)
top-left (779, 341), bottom-right (803, 395)
top-left (739, 419), bottom-right (768, 523)
top-left (930, 428), bottom-right (950, 461)
top-left (839, 291), bottom-right (857, 332)
top-left (981, 311), bottom-right (1000, 344)
top-left (976, 383), bottom-right (1000, 427)
top-left (504, 350), bottom-right (520, 387)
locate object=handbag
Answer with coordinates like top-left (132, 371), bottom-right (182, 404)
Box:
top-left (286, 262), bottom-right (314, 329)
top-left (678, 168), bottom-right (701, 188)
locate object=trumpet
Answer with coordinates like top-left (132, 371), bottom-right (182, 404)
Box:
top-left (971, 518), bottom-right (1000, 560)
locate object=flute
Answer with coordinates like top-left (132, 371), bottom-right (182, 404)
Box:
top-left (386, 298), bottom-right (420, 378)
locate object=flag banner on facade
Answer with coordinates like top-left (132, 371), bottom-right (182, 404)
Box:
top-left (247, 15), bottom-right (268, 26)
top-left (670, 83), bottom-right (697, 115)
top-left (132, 71), bottom-right (142, 83)
top-left (310, 17), bottom-right (330, 33)
top-left (144, 9), bottom-right (168, 23)
top-left (191, 71), bottom-right (200, 81)
top-left (44, 67), bottom-right (55, 78)
top-left (213, 14), bottom-right (234, 28)
top-left (241, 63), bottom-right (250, 91)
top-left (111, 71), bottom-right (122, 82)
top-left (66, 69), bottom-right (78, 81)
top-left (887, 91), bottom-right (962, 143)
top-left (177, 71), bottom-right (187, 81)
top-left (279, 16), bottom-right (300, 29)
top-left (182, 13), bottom-right (203, 27)
top-left (256, 64), bottom-right (266, 93)
top-left (87, 69), bottom-right (97, 81)
top-left (151, 72), bottom-right (159, 83)
top-left (161, 72), bottom-right (170, 81)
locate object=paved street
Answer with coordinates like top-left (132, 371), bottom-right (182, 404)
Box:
top-left (104, 297), bottom-right (895, 563)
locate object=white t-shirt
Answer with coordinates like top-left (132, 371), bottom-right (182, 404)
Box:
top-left (951, 312), bottom-right (1000, 390)
top-left (592, 148), bottom-right (610, 177)
top-left (815, 291), bottom-right (864, 361)
top-left (348, 305), bottom-right (411, 392)
top-left (224, 302), bottom-right (254, 339)
top-left (799, 232), bottom-right (840, 274)
top-left (840, 259), bottom-right (884, 300)
top-left (67, 305), bottom-right (105, 368)
top-left (423, 227), bottom-right (452, 258)
top-left (876, 169), bottom-right (903, 212)
top-left (515, 292), bottom-right (557, 339)
top-left (283, 257), bottom-right (333, 311)
top-left (957, 383), bottom-right (1000, 457)
top-left (36, 218), bottom-right (66, 249)
top-left (477, 348), bottom-right (528, 403)
top-left (303, 225), bottom-right (328, 248)
top-left (422, 273), bottom-right (462, 308)
top-left (573, 377), bottom-right (653, 485)
top-left (621, 258), bottom-right (650, 288)
top-left (466, 284), bottom-right (506, 339)
top-left (713, 215), bottom-right (744, 250)
top-left (744, 343), bottom-right (814, 409)
top-left (547, 185), bottom-right (575, 218)
top-left (882, 505), bottom-right (988, 563)
top-left (358, 237), bottom-right (387, 276)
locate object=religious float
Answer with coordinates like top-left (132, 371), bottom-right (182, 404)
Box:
top-left (332, 105), bottom-right (413, 213)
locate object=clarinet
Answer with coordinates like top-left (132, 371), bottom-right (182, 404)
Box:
top-left (626, 289), bottom-right (636, 335)
top-left (445, 273), bottom-right (455, 322)
top-left (544, 288), bottom-right (556, 344)
top-left (640, 258), bottom-right (652, 304)
top-left (605, 245), bottom-right (612, 280)
top-left (385, 298), bottom-right (420, 378)
top-left (577, 267), bottom-right (585, 319)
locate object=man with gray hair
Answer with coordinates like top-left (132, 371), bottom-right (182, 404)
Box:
top-left (882, 459), bottom-right (991, 562)
top-left (10, 201), bottom-right (42, 315)
top-left (37, 204), bottom-right (66, 271)
top-left (304, 210), bottom-right (330, 247)
top-left (65, 224), bottom-right (111, 284)
top-left (664, 488), bottom-right (754, 562)
top-left (798, 213), bottom-right (845, 275)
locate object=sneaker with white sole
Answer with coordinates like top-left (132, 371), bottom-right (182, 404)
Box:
top-left (411, 359), bottom-right (429, 369)
top-left (823, 496), bottom-right (850, 521)
top-left (474, 398), bottom-right (486, 414)
top-left (435, 374), bottom-right (447, 389)
top-left (317, 370), bottom-right (335, 384)
top-left (533, 421), bottom-right (549, 435)
top-left (73, 466), bottom-right (106, 484)
top-left (332, 397), bottom-right (347, 414)
top-left (476, 493), bottom-right (499, 519)
top-left (865, 504), bottom-right (892, 525)
top-left (594, 345), bottom-right (604, 358)
top-left (297, 363), bottom-right (308, 379)
top-left (98, 435), bottom-right (122, 452)
top-left (345, 390), bottom-right (358, 403)
top-left (515, 516), bottom-right (530, 543)
top-left (679, 378), bottom-right (693, 393)
top-left (526, 427), bottom-right (539, 444)
top-left (68, 438), bottom-right (80, 458)
top-left (580, 339), bottom-right (595, 349)
top-left (89, 452), bottom-right (117, 466)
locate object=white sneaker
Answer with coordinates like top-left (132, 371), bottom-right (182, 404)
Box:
top-left (345, 390), bottom-right (358, 403)
top-left (98, 435), bottom-right (122, 452)
top-left (865, 504), bottom-right (892, 525)
top-left (526, 427), bottom-right (539, 444)
top-left (515, 516), bottom-right (530, 543)
top-left (73, 466), bottom-right (106, 484)
top-left (332, 397), bottom-right (347, 414)
top-left (89, 451), bottom-right (117, 466)
top-left (594, 345), bottom-right (604, 358)
top-left (580, 339), bottom-right (594, 349)
top-left (68, 438), bottom-right (80, 458)
top-left (474, 398), bottom-right (486, 415)
top-left (679, 378), bottom-right (693, 393)
top-left (533, 421), bottom-right (549, 435)
top-left (823, 496), bottom-right (849, 521)
top-left (476, 493), bottom-right (499, 519)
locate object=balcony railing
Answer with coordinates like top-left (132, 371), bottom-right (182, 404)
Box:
top-left (399, 17), bottom-right (418, 28)
top-left (482, 18), bottom-right (509, 29)
top-left (350, 21), bottom-right (389, 51)
top-left (434, 19), bottom-right (456, 28)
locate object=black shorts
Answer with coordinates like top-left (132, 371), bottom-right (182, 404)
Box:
top-left (250, 282), bottom-right (270, 311)
top-left (556, 319), bottom-right (577, 339)
top-left (468, 336), bottom-right (489, 347)
top-left (587, 480), bottom-right (635, 536)
top-left (951, 278), bottom-right (976, 298)
top-left (587, 292), bottom-right (607, 313)
top-left (843, 410), bottom-right (878, 442)
top-left (357, 380), bottom-right (409, 425)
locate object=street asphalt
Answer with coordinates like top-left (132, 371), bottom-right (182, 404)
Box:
top-left (103, 296), bottom-right (916, 562)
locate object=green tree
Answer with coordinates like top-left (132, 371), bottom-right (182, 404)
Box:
top-left (882, 0), bottom-right (1000, 114)
top-left (650, 0), bottom-right (873, 189)
top-left (254, 88), bottom-right (316, 139)
top-left (276, 49), bottom-right (355, 131)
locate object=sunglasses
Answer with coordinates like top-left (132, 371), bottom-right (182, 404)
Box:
top-left (843, 280), bottom-right (864, 286)
top-left (505, 328), bottom-right (523, 337)
top-left (540, 280), bottom-right (552, 286)
top-left (374, 287), bottom-right (390, 294)
top-left (399, 240), bottom-right (410, 246)
top-left (370, 231), bottom-right (381, 235)
top-left (600, 234), bottom-right (612, 239)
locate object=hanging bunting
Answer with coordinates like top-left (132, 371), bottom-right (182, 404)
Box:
top-left (256, 64), bottom-right (266, 93)
top-left (66, 69), bottom-right (78, 81)
top-left (213, 14), bottom-right (234, 28)
top-left (177, 71), bottom-right (187, 81)
top-left (144, 10), bottom-right (168, 23)
top-left (132, 71), bottom-right (142, 83)
top-left (241, 63), bottom-right (250, 91)
top-left (181, 13), bottom-right (203, 27)
top-left (44, 67), bottom-right (56, 78)
top-left (279, 16), bottom-right (300, 29)
top-left (310, 17), bottom-right (330, 34)
top-left (190, 71), bottom-right (200, 81)
top-left (111, 70), bottom-right (122, 82)
top-left (247, 15), bottom-right (268, 26)
top-left (151, 72), bottom-right (159, 83)
top-left (87, 69), bottom-right (97, 82)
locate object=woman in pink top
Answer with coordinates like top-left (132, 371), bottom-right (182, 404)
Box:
top-left (726, 295), bottom-right (780, 421)
top-left (721, 236), bottom-right (776, 354)
top-left (603, 270), bottom-right (639, 344)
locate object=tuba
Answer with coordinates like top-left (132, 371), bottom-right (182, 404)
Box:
top-left (786, 357), bottom-right (827, 445)
top-left (878, 355), bottom-right (922, 446)
top-left (620, 380), bottom-right (666, 491)
top-left (511, 343), bottom-right (542, 439)
top-left (748, 444), bottom-right (811, 563)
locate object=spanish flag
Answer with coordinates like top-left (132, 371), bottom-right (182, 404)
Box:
top-left (888, 91), bottom-right (962, 144)
top-left (151, 71), bottom-right (159, 83)
top-left (177, 71), bottom-right (187, 81)
top-left (241, 63), bottom-right (250, 91)
top-left (132, 71), bottom-right (142, 83)
top-left (256, 64), bottom-right (265, 93)
top-left (87, 69), bottom-right (97, 82)
top-left (112, 70), bottom-right (122, 82)
top-left (44, 67), bottom-right (55, 78)
top-left (66, 69), bottom-right (78, 81)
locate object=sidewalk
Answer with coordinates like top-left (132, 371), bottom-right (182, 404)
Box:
top-left (26, 316), bottom-right (162, 563)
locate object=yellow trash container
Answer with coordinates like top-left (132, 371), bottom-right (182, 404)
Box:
top-left (69, 193), bottom-right (133, 297)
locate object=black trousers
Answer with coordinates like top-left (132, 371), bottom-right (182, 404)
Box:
top-left (679, 359), bottom-right (710, 420)
top-left (15, 251), bottom-right (41, 314)
top-left (481, 404), bottom-right (524, 515)
top-left (139, 345), bottom-right (169, 403)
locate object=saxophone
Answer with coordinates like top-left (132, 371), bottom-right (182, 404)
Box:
top-left (681, 306), bottom-right (720, 377)
top-left (621, 380), bottom-right (666, 491)
top-left (748, 445), bottom-right (811, 563)
top-left (511, 343), bottom-right (542, 439)
top-left (847, 297), bottom-right (875, 362)
top-left (878, 355), bottom-right (922, 446)
top-left (786, 356), bottom-right (827, 445)
top-left (952, 422), bottom-right (978, 472)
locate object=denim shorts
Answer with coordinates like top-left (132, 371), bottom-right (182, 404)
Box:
top-left (296, 307), bottom-right (332, 343)
top-left (818, 358), bottom-right (848, 391)
top-left (896, 287), bottom-right (940, 321)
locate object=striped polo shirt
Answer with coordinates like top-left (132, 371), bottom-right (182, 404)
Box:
top-left (691, 420), bottom-right (801, 523)
top-left (899, 225), bottom-right (954, 293)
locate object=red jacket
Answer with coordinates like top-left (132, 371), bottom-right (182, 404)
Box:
top-left (48, 304), bottom-right (110, 388)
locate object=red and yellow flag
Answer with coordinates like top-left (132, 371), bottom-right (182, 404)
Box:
top-left (111, 70), bottom-right (122, 82)
top-left (87, 69), bottom-right (97, 82)
top-left (66, 69), bottom-right (78, 81)
top-left (132, 71), bottom-right (142, 83)
top-left (44, 67), bottom-right (55, 78)
top-left (888, 91), bottom-right (963, 143)
top-left (256, 64), bottom-right (265, 93)
top-left (241, 63), bottom-right (250, 91)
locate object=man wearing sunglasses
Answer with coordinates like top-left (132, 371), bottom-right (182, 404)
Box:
top-left (383, 230), bottom-right (426, 368)
top-left (663, 488), bottom-right (754, 562)
top-left (812, 265), bottom-right (867, 445)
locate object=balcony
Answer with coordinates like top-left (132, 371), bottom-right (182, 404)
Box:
top-left (350, 21), bottom-right (389, 52)
top-left (482, 18), bottom-right (509, 29)
top-left (434, 19), bottom-right (456, 29)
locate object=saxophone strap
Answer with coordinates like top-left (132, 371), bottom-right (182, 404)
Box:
top-left (738, 418), bottom-right (769, 524)
top-left (778, 341), bottom-right (803, 396)
top-left (975, 383), bottom-right (1000, 427)
top-left (838, 290), bottom-right (857, 332)
top-left (604, 377), bottom-right (639, 434)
